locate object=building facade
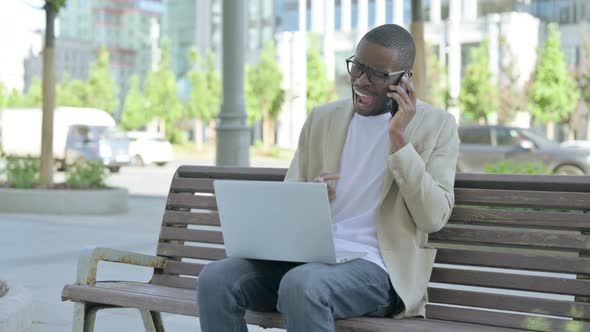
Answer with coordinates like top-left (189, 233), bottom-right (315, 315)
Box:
top-left (23, 38), bottom-right (93, 93)
top-left (59, 0), bottom-right (165, 104)
top-left (164, 0), bottom-right (275, 79)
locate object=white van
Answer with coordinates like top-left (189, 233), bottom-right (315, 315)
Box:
top-left (0, 107), bottom-right (130, 171)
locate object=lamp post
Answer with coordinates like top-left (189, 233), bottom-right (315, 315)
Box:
top-left (216, 0), bottom-right (250, 166)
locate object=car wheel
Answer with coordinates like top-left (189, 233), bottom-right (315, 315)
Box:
top-left (553, 164), bottom-right (585, 176)
top-left (155, 162), bottom-right (167, 167)
top-left (109, 166), bottom-right (121, 173)
top-left (133, 155), bottom-right (145, 167)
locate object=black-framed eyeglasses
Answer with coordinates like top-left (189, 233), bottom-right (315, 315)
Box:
top-left (346, 55), bottom-right (410, 85)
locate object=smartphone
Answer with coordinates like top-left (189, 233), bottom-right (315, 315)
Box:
top-left (387, 71), bottom-right (410, 117)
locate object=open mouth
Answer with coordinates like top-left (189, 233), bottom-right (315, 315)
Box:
top-left (353, 88), bottom-right (377, 108)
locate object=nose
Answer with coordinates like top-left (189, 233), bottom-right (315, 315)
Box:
top-left (355, 71), bottom-right (371, 86)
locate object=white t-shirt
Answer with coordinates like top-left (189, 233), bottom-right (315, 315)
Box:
top-left (330, 112), bottom-right (390, 271)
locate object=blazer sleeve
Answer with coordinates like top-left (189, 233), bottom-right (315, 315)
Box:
top-left (284, 110), bottom-right (313, 182)
top-left (385, 114), bottom-right (459, 233)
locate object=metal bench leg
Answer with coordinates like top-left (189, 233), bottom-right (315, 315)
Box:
top-left (140, 309), bottom-right (165, 332)
top-left (72, 303), bottom-right (99, 332)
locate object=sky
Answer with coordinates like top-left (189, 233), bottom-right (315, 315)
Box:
top-left (0, 0), bottom-right (46, 91)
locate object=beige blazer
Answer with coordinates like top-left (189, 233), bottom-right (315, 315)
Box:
top-left (285, 98), bottom-right (459, 318)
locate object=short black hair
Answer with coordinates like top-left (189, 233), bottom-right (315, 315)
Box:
top-left (360, 24), bottom-right (415, 70)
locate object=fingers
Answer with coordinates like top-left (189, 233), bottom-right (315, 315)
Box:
top-left (327, 184), bottom-right (336, 203)
top-left (402, 77), bottom-right (417, 104)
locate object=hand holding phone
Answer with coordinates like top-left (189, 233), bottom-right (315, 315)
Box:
top-left (387, 71), bottom-right (410, 117)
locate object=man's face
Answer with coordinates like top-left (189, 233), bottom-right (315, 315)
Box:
top-left (350, 40), bottom-right (406, 116)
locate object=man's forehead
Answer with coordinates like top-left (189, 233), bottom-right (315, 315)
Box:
top-left (355, 40), bottom-right (402, 71)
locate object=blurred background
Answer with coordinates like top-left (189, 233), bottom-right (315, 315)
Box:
top-left (0, 0), bottom-right (589, 178)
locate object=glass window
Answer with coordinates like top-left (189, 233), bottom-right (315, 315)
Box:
top-left (495, 127), bottom-right (520, 146)
top-left (459, 127), bottom-right (491, 145)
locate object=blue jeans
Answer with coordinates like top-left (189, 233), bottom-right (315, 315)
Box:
top-left (196, 258), bottom-right (404, 332)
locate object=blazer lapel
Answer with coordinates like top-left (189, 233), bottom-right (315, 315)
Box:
top-left (324, 100), bottom-right (355, 174)
top-left (380, 102), bottom-right (426, 201)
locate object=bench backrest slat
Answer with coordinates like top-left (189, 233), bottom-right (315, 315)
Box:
top-left (450, 207), bottom-right (590, 231)
top-left (162, 211), bottom-right (220, 227)
top-left (455, 188), bottom-right (590, 209)
top-left (436, 248), bottom-right (590, 274)
top-left (153, 166), bottom-right (590, 330)
top-left (430, 227), bottom-right (590, 251)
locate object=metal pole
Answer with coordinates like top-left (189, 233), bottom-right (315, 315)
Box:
top-left (216, 0), bottom-right (250, 167)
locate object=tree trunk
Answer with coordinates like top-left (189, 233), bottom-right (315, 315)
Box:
top-left (269, 117), bottom-right (276, 147)
top-left (547, 122), bottom-right (555, 140)
top-left (410, 0), bottom-right (426, 99)
top-left (193, 118), bottom-right (204, 152)
top-left (40, 3), bottom-right (57, 188)
top-left (262, 108), bottom-right (273, 151)
top-left (208, 120), bottom-right (216, 145)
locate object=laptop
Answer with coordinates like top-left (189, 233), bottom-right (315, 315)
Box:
top-left (213, 180), bottom-right (366, 264)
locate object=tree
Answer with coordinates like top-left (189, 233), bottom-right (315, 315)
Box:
top-left (459, 39), bottom-right (497, 124)
top-left (410, 0), bottom-right (426, 99)
top-left (577, 37), bottom-right (590, 114)
top-left (245, 42), bottom-right (285, 150)
top-left (56, 73), bottom-right (87, 107)
top-left (528, 23), bottom-right (579, 139)
top-left (497, 38), bottom-right (527, 125)
top-left (86, 48), bottom-right (119, 114)
top-left (424, 44), bottom-right (448, 109)
top-left (143, 38), bottom-right (183, 141)
top-left (306, 38), bottom-right (337, 114)
top-left (40, 0), bottom-right (66, 187)
top-left (185, 48), bottom-right (221, 149)
top-left (120, 75), bottom-right (146, 130)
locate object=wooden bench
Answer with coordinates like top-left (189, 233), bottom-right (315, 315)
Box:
top-left (62, 165), bottom-right (590, 331)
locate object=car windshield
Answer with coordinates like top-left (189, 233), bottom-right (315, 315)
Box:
top-left (520, 129), bottom-right (560, 149)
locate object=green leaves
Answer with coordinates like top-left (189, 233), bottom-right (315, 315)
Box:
top-left (528, 23), bottom-right (579, 124)
top-left (143, 38), bottom-right (183, 140)
top-left (86, 48), bottom-right (119, 114)
top-left (185, 49), bottom-right (220, 121)
top-left (459, 39), bottom-right (497, 123)
top-left (245, 42), bottom-right (284, 123)
top-left (306, 36), bottom-right (337, 114)
top-left (120, 75), bottom-right (146, 130)
top-left (65, 159), bottom-right (109, 189)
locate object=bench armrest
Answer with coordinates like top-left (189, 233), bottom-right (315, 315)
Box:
top-left (76, 247), bottom-right (167, 285)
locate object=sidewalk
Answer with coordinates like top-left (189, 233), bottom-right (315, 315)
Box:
top-left (1, 195), bottom-right (284, 332)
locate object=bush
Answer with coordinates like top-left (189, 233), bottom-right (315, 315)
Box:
top-left (66, 159), bottom-right (109, 189)
top-left (484, 159), bottom-right (551, 175)
top-left (4, 156), bottom-right (39, 189)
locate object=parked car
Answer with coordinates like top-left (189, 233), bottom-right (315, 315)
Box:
top-left (560, 140), bottom-right (590, 149)
top-left (126, 131), bottom-right (174, 167)
top-left (65, 126), bottom-right (130, 172)
top-left (458, 125), bottom-right (590, 175)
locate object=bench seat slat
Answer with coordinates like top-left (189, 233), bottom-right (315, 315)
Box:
top-left (435, 248), bottom-right (590, 274)
top-left (428, 288), bottom-right (590, 320)
top-left (162, 210), bottom-right (221, 226)
top-left (449, 207), bottom-right (590, 231)
top-left (159, 227), bottom-right (224, 244)
top-left (430, 227), bottom-right (590, 251)
top-left (167, 194), bottom-right (217, 210)
top-left (62, 282), bottom-right (525, 332)
top-left (454, 188), bottom-right (590, 209)
top-left (151, 274), bottom-right (197, 289)
top-left (157, 243), bottom-right (226, 261)
top-left (426, 305), bottom-right (590, 332)
top-left (431, 267), bottom-right (590, 297)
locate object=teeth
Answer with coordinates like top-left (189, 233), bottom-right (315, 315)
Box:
top-left (354, 89), bottom-right (370, 97)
